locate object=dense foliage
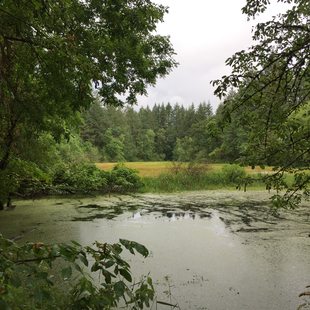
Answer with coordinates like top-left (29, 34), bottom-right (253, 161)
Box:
top-left (81, 101), bottom-right (223, 162)
top-left (142, 163), bottom-right (256, 193)
top-left (0, 0), bottom-right (309, 306)
top-left (54, 163), bottom-right (143, 194)
top-left (211, 0), bottom-right (310, 208)
top-left (0, 235), bottom-right (154, 309)
top-left (0, 130), bottom-right (143, 209)
top-left (80, 100), bottom-right (309, 168)
top-left (0, 0), bottom-right (176, 207)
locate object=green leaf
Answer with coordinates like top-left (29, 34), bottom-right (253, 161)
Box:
top-left (147, 277), bottom-right (153, 289)
top-left (102, 269), bottom-right (116, 284)
top-left (120, 239), bottom-right (149, 257)
top-left (61, 266), bottom-right (72, 279)
top-left (71, 240), bottom-right (81, 247)
top-left (91, 262), bottom-right (100, 272)
top-left (119, 269), bottom-right (132, 282)
top-left (114, 281), bottom-right (126, 297)
top-left (119, 239), bottom-right (135, 255)
top-left (112, 244), bottom-right (122, 254)
top-left (74, 263), bottom-right (83, 273)
top-left (131, 242), bottom-right (149, 258)
top-left (119, 239), bottom-right (130, 249)
top-left (105, 260), bottom-right (115, 268)
top-left (79, 253), bottom-right (88, 266)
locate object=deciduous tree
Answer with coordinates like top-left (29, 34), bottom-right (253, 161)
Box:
top-left (0, 0), bottom-right (176, 170)
top-left (212, 0), bottom-right (310, 208)
top-left (0, 0), bottom-right (176, 204)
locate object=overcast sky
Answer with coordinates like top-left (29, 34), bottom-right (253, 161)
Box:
top-left (136, 0), bottom-right (286, 111)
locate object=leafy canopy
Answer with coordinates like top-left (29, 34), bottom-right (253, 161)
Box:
top-left (213, 0), bottom-right (309, 105)
top-left (212, 0), bottom-right (310, 208)
top-left (0, 0), bottom-right (176, 168)
top-left (0, 0), bottom-right (176, 204)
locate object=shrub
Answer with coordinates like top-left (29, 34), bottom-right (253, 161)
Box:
top-left (53, 163), bottom-right (106, 193)
top-left (52, 163), bottom-right (143, 194)
top-left (221, 164), bottom-right (246, 184)
top-left (169, 162), bottom-right (208, 177)
top-left (185, 162), bottom-right (208, 177)
top-left (141, 164), bottom-right (252, 192)
top-left (105, 164), bottom-right (143, 193)
top-left (0, 235), bottom-right (154, 309)
top-left (0, 159), bottom-right (51, 207)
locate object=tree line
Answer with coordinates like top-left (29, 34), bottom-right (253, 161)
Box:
top-left (80, 101), bottom-right (225, 162)
top-left (80, 98), bottom-right (309, 167)
top-left (81, 101), bottom-right (213, 162)
top-left (0, 0), bottom-right (309, 308)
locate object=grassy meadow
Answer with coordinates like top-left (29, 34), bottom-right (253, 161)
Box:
top-left (96, 162), bottom-right (274, 192)
top-left (96, 162), bottom-right (273, 177)
top-left (96, 161), bottom-right (172, 177)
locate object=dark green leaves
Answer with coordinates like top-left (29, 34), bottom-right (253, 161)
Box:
top-left (119, 239), bottom-right (149, 257)
top-left (212, 0), bottom-right (310, 208)
top-left (119, 268), bottom-right (132, 282)
top-left (0, 234), bottom-right (154, 309)
top-left (79, 253), bottom-right (89, 267)
top-left (104, 260), bottom-right (115, 268)
top-left (0, 0), bottom-right (176, 204)
top-left (52, 162), bottom-right (143, 194)
top-left (114, 280), bottom-right (126, 297)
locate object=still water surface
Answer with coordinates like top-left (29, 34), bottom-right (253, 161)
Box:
top-left (0, 191), bottom-right (309, 309)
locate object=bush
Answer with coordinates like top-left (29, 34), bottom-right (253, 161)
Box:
top-left (53, 163), bottom-right (106, 193)
top-left (169, 162), bottom-right (208, 177)
top-left (221, 164), bottom-right (246, 184)
top-left (142, 164), bottom-right (251, 192)
top-left (52, 163), bottom-right (143, 194)
top-left (0, 235), bottom-right (154, 309)
top-left (105, 164), bottom-right (143, 193)
top-left (0, 159), bottom-right (51, 207)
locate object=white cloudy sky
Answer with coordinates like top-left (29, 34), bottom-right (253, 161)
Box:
top-left (137, 0), bottom-right (287, 111)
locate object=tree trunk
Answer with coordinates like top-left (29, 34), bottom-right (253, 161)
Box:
top-left (6, 196), bottom-right (12, 208)
top-left (0, 118), bottom-right (17, 171)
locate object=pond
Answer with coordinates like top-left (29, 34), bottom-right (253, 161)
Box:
top-left (0, 190), bottom-right (309, 309)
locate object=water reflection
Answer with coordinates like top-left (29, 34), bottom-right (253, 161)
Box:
top-left (208, 211), bottom-right (231, 238)
top-left (1, 193), bottom-right (309, 310)
top-left (72, 200), bottom-right (215, 223)
top-left (130, 209), bottom-right (213, 222)
top-left (75, 202), bottom-right (310, 310)
top-left (132, 211), bottom-right (142, 219)
top-left (72, 207), bottom-right (215, 222)
top-left (131, 209), bottom-right (213, 222)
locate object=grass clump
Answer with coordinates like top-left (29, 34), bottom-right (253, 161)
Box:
top-left (141, 163), bottom-right (265, 193)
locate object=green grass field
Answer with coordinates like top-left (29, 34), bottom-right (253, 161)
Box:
top-left (96, 161), bottom-right (273, 177)
top-left (95, 162), bottom-right (277, 192)
top-left (96, 161), bottom-right (172, 177)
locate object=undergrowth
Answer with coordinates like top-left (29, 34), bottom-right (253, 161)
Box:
top-left (141, 163), bottom-right (265, 193)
